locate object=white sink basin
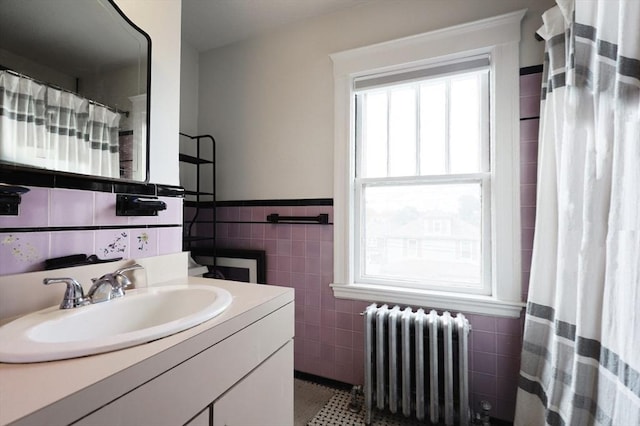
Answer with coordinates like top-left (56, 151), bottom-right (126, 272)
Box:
top-left (0, 284), bottom-right (232, 363)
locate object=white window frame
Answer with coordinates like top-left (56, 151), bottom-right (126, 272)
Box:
top-left (329, 10), bottom-right (527, 318)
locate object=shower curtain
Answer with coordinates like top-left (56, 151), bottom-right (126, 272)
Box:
top-left (0, 71), bottom-right (47, 169)
top-left (515, 1), bottom-right (640, 425)
top-left (0, 70), bottom-right (121, 179)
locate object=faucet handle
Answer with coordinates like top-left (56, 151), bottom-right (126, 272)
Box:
top-left (113, 263), bottom-right (144, 291)
top-left (87, 264), bottom-right (144, 303)
top-left (114, 263), bottom-right (144, 276)
top-left (43, 277), bottom-right (90, 309)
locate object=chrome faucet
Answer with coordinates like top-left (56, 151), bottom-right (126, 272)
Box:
top-left (43, 277), bottom-right (91, 309)
top-left (86, 264), bottom-right (144, 304)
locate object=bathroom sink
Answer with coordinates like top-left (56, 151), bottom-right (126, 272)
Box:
top-left (0, 284), bottom-right (232, 363)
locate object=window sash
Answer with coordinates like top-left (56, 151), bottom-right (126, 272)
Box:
top-left (354, 65), bottom-right (491, 295)
top-left (355, 68), bottom-right (490, 179)
top-left (354, 174), bottom-right (492, 295)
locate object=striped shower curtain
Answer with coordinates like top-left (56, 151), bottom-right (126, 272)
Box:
top-left (0, 71), bottom-right (47, 169)
top-left (84, 102), bottom-right (121, 178)
top-left (0, 70), bottom-right (121, 179)
top-left (46, 85), bottom-right (89, 175)
top-left (515, 1), bottom-right (640, 425)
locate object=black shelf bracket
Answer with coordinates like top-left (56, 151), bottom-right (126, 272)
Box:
top-left (179, 132), bottom-right (217, 264)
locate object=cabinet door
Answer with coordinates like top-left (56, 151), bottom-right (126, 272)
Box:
top-left (213, 340), bottom-right (293, 426)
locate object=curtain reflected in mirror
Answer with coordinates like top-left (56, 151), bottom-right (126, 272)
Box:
top-left (0, 0), bottom-right (150, 182)
top-left (1, 70), bottom-right (122, 178)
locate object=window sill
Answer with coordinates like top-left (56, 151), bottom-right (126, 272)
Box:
top-left (330, 282), bottom-right (524, 318)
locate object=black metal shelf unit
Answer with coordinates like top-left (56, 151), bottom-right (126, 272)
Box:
top-left (179, 133), bottom-right (216, 266)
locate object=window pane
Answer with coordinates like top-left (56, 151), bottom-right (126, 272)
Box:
top-left (449, 74), bottom-right (483, 173)
top-left (360, 92), bottom-right (388, 178)
top-left (419, 82), bottom-right (446, 175)
top-left (361, 183), bottom-right (482, 288)
top-left (388, 87), bottom-right (416, 177)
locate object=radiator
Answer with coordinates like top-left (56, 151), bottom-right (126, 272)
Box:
top-left (363, 304), bottom-right (471, 426)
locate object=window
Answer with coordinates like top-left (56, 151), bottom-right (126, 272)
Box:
top-left (330, 10), bottom-right (526, 317)
top-left (355, 61), bottom-right (490, 295)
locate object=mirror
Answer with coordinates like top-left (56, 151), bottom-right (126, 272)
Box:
top-left (0, 0), bottom-right (150, 182)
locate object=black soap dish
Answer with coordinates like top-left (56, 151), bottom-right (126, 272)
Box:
top-left (45, 254), bottom-right (122, 270)
top-left (116, 194), bottom-right (167, 216)
top-left (0, 184), bottom-right (30, 215)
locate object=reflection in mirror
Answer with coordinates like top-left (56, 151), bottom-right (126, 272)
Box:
top-left (0, 0), bottom-right (150, 182)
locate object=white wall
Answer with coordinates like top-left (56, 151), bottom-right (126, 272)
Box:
top-left (197, 0), bottom-right (555, 201)
top-left (179, 41), bottom-right (203, 192)
top-left (0, 48), bottom-right (76, 91)
top-left (180, 41), bottom-right (200, 137)
top-left (115, 0), bottom-right (182, 186)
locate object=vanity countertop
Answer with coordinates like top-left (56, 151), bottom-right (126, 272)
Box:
top-left (0, 276), bottom-right (294, 426)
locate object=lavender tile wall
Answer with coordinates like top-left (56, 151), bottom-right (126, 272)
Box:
top-left (519, 72), bottom-right (541, 303)
top-left (214, 206), bottom-right (526, 420)
top-left (0, 187), bottom-right (50, 228)
top-left (95, 229), bottom-right (131, 260)
top-left (0, 232), bottom-right (50, 273)
top-left (0, 189), bottom-right (183, 275)
top-left (210, 72), bottom-right (541, 422)
top-left (158, 227), bottom-right (184, 256)
top-left (50, 231), bottom-right (95, 260)
top-left (49, 189), bottom-right (94, 227)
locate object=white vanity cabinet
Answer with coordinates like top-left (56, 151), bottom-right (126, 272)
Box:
top-left (0, 261), bottom-right (295, 426)
top-left (74, 304), bottom-right (294, 426)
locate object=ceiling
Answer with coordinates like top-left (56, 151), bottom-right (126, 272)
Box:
top-left (181, 0), bottom-right (368, 52)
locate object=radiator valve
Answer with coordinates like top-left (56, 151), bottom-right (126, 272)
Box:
top-left (348, 385), bottom-right (363, 413)
top-left (472, 400), bottom-right (492, 426)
